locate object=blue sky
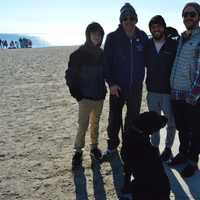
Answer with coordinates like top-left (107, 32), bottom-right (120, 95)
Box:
top-left (0, 0), bottom-right (195, 45)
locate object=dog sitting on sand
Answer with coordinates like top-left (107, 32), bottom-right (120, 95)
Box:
top-left (120, 111), bottom-right (170, 200)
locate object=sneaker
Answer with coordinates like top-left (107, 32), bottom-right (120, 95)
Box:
top-left (160, 148), bottom-right (172, 162)
top-left (102, 148), bottom-right (118, 160)
top-left (168, 153), bottom-right (187, 166)
top-left (72, 151), bottom-right (82, 170)
top-left (181, 164), bottom-right (198, 178)
top-left (90, 148), bottom-right (102, 161)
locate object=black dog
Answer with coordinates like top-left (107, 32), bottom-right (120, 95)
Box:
top-left (121, 111), bottom-right (170, 200)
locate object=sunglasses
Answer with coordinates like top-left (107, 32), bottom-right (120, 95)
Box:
top-left (182, 11), bottom-right (197, 18)
top-left (123, 16), bottom-right (135, 22)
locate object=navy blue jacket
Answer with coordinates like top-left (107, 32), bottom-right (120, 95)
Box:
top-left (104, 26), bottom-right (148, 95)
top-left (145, 38), bottom-right (178, 94)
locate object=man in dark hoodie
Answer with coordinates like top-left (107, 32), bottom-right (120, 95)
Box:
top-left (65, 22), bottom-right (106, 169)
top-left (103, 3), bottom-right (148, 158)
top-left (145, 15), bottom-right (178, 162)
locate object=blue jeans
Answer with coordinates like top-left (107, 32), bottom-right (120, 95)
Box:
top-left (147, 92), bottom-right (176, 149)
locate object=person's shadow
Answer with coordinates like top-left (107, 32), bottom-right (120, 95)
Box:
top-left (91, 159), bottom-right (107, 200)
top-left (73, 166), bottom-right (89, 200)
top-left (73, 159), bottom-right (107, 200)
top-left (164, 164), bottom-right (200, 199)
top-left (102, 151), bottom-right (125, 198)
top-left (184, 170), bottom-right (200, 199)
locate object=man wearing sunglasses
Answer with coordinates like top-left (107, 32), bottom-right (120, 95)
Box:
top-left (170, 2), bottom-right (200, 177)
top-left (103, 3), bottom-right (148, 158)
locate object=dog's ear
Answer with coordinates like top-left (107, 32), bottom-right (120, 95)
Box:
top-left (132, 111), bottom-right (153, 133)
top-left (132, 111), bottom-right (168, 134)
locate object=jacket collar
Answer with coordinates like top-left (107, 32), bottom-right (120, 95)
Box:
top-left (181, 26), bottom-right (200, 40)
top-left (192, 26), bottom-right (200, 35)
top-left (117, 24), bottom-right (141, 40)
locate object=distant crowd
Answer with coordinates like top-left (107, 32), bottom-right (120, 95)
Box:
top-left (0, 37), bottom-right (32, 49)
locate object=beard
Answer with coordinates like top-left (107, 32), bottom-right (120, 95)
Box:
top-left (184, 19), bottom-right (199, 30)
top-left (152, 32), bottom-right (165, 41)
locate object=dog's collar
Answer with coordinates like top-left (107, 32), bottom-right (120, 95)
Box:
top-left (131, 125), bottom-right (143, 134)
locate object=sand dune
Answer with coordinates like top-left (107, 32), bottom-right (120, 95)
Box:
top-left (0, 47), bottom-right (199, 200)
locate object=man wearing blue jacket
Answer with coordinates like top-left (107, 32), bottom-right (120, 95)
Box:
top-left (169, 2), bottom-right (200, 177)
top-left (103, 3), bottom-right (148, 157)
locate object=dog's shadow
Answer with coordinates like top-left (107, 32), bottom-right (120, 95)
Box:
top-left (164, 164), bottom-right (200, 199)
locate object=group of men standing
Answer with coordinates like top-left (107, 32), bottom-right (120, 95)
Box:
top-left (66, 2), bottom-right (200, 178)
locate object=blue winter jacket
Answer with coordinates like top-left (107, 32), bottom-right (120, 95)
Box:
top-left (104, 25), bottom-right (148, 95)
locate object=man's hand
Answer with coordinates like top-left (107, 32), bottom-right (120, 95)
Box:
top-left (110, 85), bottom-right (121, 97)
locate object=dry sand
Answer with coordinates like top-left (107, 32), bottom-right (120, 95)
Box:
top-left (0, 47), bottom-right (199, 200)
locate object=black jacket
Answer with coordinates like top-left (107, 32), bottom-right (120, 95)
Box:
top-left (65, 45), bottom-right (106, 101)
top-left (145, 37), bottom-right (178, 94)
top-left (104, 26), bottom-right (148, 96)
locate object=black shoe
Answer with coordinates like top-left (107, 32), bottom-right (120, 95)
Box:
top-left (181, 164), bottom-right (198, 178)
top-left (72, 151), bottom-right (82, 170)
top-left (160, 148), bottom-right (172, 162)
top-left (90, 148), bottom-right (102, 161)
top-left (168, 153), bottom-right (187, 166)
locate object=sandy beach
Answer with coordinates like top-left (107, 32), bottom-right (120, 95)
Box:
top-left (0, 46), bottom-right (200, 200)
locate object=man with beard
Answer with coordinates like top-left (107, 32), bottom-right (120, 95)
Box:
top-left (145, 15), bottom-right (178, 162)
top-left (170, 2), bottom-right (200, 177)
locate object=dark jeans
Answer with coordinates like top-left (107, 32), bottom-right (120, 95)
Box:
top-left (172, 100), bottom-right (200, 163)
top-left (107, 84), bottom-right (143, 150)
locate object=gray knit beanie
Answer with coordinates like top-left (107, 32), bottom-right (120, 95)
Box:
top-left (120, 3), bottom-right (138, 23)
top-left (182, 2), bottom-right (200, 17)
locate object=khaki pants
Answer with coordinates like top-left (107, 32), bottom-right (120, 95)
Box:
top-left (74, 99), bottom-right (104, 151)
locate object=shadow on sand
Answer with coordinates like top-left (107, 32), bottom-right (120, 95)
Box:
top-left (108, 151), bottom-right (124, 198)
top-left (73, 152), bottom-right (124, 200)
top-left (164, 163), bottom-right (200, 199)
top-left (184, 170), bottom-right (200, 199)
top-left (91, 159), bottom-right (107, 200)
top-left (73, 166), bottom-right (89, 200)
top-left (73, 153), bottom-right (200, 200)
top-left (73, 158), bottom-right (107, 200)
